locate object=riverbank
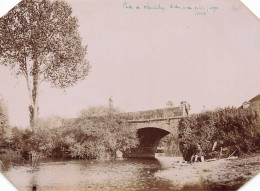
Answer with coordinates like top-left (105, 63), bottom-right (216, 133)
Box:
top-left (155, 153), bottom-right (260, 190)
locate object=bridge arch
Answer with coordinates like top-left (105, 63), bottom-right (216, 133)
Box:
top-left (134, 127), bottom-right (170, 158)
top-left (125, 120), bottom-right (180, 158)
top-left (134, 122), bottom-right (178, 135)
top-left (121, 107), bottom-right (184, 158)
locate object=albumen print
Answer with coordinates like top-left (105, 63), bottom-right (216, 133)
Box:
top-left (0, 0), bottom-right (260, 190)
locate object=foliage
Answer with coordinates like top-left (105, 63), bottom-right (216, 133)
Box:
top-left (158, 134), bottom-right (182, 156)
top-left (166, 101), bottom-right (174, 108)
top-left (0, 95), bottom-right (9, 148)
top-left (0, 95), bottom-right (8, 128)
top-left (0, 114), bottom-right (139, 160)
top-left (178, 107), bottom-right (260, 161)
top-left (78, 105), bottom-right (121, 118)
top-left (0, 0), bottom-right (90, 127)
top-left (67, 114), bottom-right (139, 159)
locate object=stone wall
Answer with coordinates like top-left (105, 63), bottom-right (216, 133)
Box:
top-left (119, 107), bottom-right (183, 121)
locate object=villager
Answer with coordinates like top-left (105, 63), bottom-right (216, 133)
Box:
top-left (190, 154), bottom-right (195, 163)
top-left (196, 144), bottom-right (204, 162)
top-left (219, 147), bottom-right (223, 159)
top-left (191, 143), bottom-right (204, 163)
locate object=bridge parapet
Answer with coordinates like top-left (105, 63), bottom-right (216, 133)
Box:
top-left (126, 116), bottom-right (183, 123)
top-left (119, 107), bottom-right (184, 121)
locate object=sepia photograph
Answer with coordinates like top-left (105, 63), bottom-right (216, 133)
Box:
top-left (0, 0), bottom-right (260, 190)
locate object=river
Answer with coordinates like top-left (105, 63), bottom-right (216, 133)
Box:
top-left (1, 157), bottom-right (188, 191)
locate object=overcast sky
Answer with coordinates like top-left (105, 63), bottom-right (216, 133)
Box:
top-left (0, 0), bottom-right (259, 127)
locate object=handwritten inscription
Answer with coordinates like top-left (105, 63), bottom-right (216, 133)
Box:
top-left (144, 2), bottom-right (165, 11)
top-left (123, 1), bottom-right (165, 11)
top-left (123, 1), bottom-right (241, 16)
top-left (169, 3), bottom-right (219, 15)
top-left (230, 5), bottom-right (242, 12)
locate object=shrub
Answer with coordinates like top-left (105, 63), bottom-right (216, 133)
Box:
top-left (1, 113), bottom-right (139, 161)
top-left (0, 96), bottom-right (9, 146)
top-left (179, 107), bottom-right (260, 161)
top-left (66, 114), bottom-right (139, 159)
top-left (158, 134), bottom-right (182, 157)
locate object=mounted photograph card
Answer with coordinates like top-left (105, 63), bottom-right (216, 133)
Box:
top-left (0, 0), bottom-right (260, 191)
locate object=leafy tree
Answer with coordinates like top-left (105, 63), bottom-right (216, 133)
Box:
top-left (0, 0), bottom-right (90, 127)
top-left (78, 105), bottom-right (121, 118)
top-left (35, 115), bottom-right (63, 129)
top-left (0, 113), bottom-right (139, 160)
top-left (166, 100), bottom-right (174, 108)
top-left (67, 114), bottom-right (139, 159)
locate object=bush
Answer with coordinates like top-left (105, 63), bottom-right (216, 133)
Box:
top-left (0, 96), bottom-right (9, 147)
top-left (158, 134), bottom-right (182, 157)
top-left (0, 102), bottom-right (140, 161)
top-left (1, 114), bottom-right (139, 160)
top-left (179, 107), bottom-right (260, 161)
top-left (66, 114), bottom-right (139, 159)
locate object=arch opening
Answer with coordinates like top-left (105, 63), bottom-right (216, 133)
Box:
top-left (126, 127), bottom-right (171, 158)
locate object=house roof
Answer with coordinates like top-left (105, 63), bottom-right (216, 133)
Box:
top-left (239, 94), bottom-right (260, 109)
top-left (249, 94), bottom-right (260, 103)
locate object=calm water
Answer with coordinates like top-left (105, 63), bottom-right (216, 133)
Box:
top-left (2, 157), bottom-right (185, 191)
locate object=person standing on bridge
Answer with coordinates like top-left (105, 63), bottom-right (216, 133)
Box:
top-left (109, 96), bottom-right (114, 113)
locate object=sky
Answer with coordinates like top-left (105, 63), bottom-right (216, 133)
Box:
top-left (0, 0), bottom-right (260, 127)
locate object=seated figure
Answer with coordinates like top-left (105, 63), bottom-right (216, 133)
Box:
top-left (190, 143), bottom-right (204, 163)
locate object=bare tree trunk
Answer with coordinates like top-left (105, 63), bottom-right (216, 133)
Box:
top-left (29, 100), bottom-right (39, 128)
top-left (26, 77), bottom-right (35, 128)
top-left (29, 62), bottom-right (40, 128)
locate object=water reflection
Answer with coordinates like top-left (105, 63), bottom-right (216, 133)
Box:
top-left (3, 158), bottom-right (180, 191)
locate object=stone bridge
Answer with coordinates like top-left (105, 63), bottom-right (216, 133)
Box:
top-left (119, 106), bottom-right (189, 158)
top-left (69, 103), bottom-right (190, 159)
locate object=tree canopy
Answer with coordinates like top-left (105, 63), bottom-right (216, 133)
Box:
top-left (78, 105), bottom-right (121, 118)
top-left (0, 0), bottom-right (90, 127)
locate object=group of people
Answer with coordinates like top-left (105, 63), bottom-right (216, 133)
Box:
top-left (190, 143), bottom-right (204, 163)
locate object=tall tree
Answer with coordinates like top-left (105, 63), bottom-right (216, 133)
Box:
top-left (0, 0), bottom-right (90, 127)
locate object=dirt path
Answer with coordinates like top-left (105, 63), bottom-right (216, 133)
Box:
top-left (155, 154), bottom-right (260, 190)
